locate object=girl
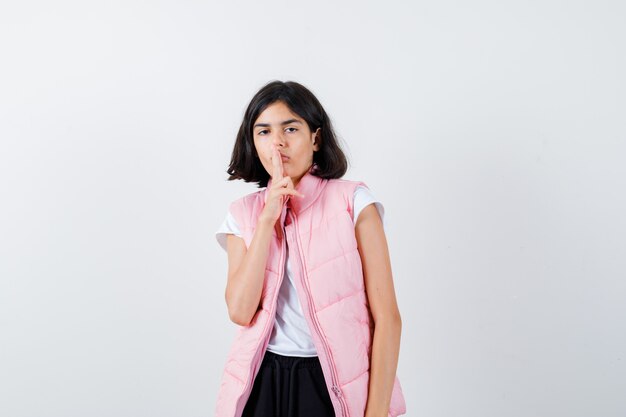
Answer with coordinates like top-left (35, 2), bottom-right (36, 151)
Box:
top-left (215, 81), bottom-right (406, 417)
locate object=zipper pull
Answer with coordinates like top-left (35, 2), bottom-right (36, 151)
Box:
top-left (331, 386), bottom-right (342, 398)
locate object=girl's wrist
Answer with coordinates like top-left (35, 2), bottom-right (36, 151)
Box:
top-left (365, 412), bottom-right (388, 417)
top-left (256, 215), bottom-right (276, 229)
top-left (365, 404), bottom-right (390, 417)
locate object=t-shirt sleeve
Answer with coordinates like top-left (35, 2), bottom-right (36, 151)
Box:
top-left (353, 185), bottom-right (386, 232)
top-left (215, 210), bottom-right (243, 252)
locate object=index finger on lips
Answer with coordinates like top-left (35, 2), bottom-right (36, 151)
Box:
top-left (271, 144), bottom-right (284, 182)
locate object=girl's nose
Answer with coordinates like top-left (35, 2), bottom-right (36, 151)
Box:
top-left (272, 133), bottom-right (286, 147)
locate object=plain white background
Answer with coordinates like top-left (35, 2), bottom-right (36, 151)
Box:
top-left (1, 1), bottom-right (624, 416)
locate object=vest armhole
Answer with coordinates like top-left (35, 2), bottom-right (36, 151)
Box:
top-left (228, 199), bottom-right (246, 235)
top-left (348, 180), bottom-right (369, 220)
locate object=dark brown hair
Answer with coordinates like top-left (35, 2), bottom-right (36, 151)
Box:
top-left (226, 80), bottom-right (349, 188)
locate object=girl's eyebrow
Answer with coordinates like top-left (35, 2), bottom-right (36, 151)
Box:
top-left (253, 119), bottom-right (302, 128)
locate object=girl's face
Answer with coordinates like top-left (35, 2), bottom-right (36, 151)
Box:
top-left (252, 101), bottom-right (320, 188)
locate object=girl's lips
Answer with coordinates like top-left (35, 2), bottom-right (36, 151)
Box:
top-left (280, 155), bottom-right (289, 161)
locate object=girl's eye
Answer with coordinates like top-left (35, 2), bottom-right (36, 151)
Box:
top-left (257, 127), bottom-right (297, 135)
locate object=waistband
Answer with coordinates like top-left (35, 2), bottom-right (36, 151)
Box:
top-left (261, 349), bottom-right (320, 369)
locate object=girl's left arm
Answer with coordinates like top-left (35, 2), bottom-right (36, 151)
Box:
top-left (355, 203), bottom-right (402, 417)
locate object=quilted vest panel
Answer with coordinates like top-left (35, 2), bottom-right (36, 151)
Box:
top-left (215, 167), bottom-right (406, 417)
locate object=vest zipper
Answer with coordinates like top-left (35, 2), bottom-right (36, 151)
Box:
top-left (234, 220), bottom-right (288, 417)
top-left (288, 211), bottom-right (349, 417)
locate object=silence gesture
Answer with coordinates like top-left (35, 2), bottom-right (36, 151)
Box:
top-left (259, 144), bottom-right (305, 226)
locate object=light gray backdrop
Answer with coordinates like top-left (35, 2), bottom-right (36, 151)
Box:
top-left (1, 1), bottom-right (624, 417)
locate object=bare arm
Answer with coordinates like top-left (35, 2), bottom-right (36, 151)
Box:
top-left (224, 218), bottom-right (275, 326)
top-left (355, 204), bottom-right (402, 417)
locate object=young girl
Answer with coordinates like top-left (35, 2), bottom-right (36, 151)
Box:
top-left (215, 81), bottom-right (406, 417)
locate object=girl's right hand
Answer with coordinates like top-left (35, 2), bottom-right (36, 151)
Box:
top-left (259, 145), bottom-right (305, 226)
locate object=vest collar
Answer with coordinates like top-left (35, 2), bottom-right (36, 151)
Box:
top-left (264, 163), bottom-right (326, 215)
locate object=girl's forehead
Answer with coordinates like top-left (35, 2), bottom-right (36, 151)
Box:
top-left (255, 104), bottom-right (303, 125)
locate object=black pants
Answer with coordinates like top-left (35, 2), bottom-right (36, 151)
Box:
top-left (242, 349), bottom-right (336, 417)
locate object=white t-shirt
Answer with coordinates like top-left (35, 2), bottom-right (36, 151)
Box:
top-left (215, 185), bottom-right (385, 357)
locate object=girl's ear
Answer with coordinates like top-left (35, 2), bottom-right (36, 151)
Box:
top-left (312, 128), bottom-right (321, 151)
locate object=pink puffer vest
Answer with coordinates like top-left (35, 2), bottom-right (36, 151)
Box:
top-left (215, 166), bottom-right (406, 417)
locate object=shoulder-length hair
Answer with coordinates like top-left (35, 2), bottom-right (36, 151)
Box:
top-left (226, 80), bottom-right (349, 188)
